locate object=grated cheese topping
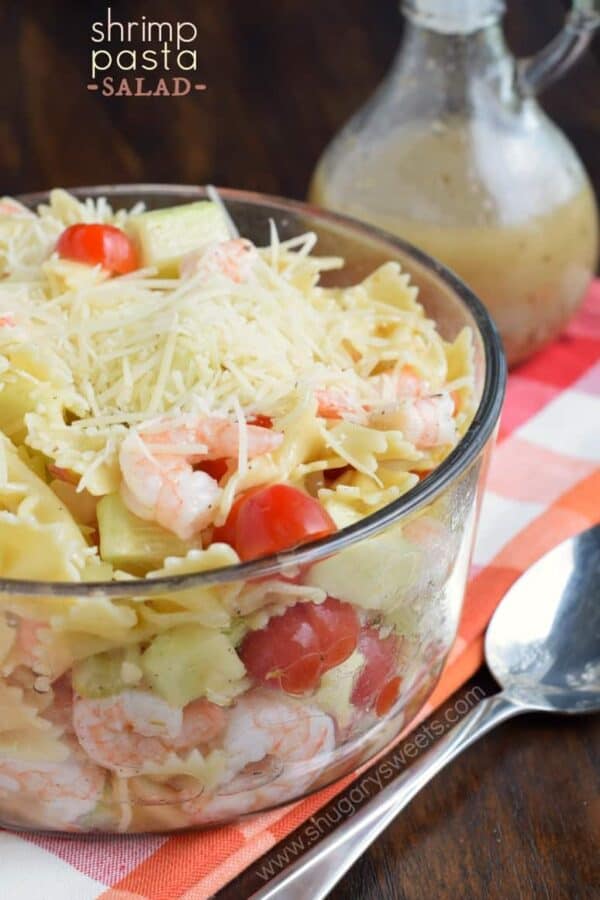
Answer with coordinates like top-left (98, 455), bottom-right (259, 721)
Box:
top-left (0, 189), bottom-right (475, 547)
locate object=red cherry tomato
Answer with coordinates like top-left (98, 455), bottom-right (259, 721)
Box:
top-left (214, 483), bottom-right (336, 562)
top-left (324, 465), bottom-right (351, 484)
top-left (307, 595), bottom-right (360, 669)
top-left (351, 628), bottom-right (401, 713)
top-left (375, 675), bottom-right (402, 716)
top-left (56, 224), bottom-right (138, 275)
top-left (197, 458), bottom-right (229, 482)
top-left (211, 486), bottom-right (262, 547)
top-left (239, 597), bottom-right (360, 694)
top-left (247, 414), bottom-right (273, 429)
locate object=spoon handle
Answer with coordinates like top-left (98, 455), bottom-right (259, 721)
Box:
top-left (252, 692), bottom-right (521, 900)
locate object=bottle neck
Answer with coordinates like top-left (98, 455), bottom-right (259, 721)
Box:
top-left (390, 4), bottom-right (515, 111)
top-left (402, 0), bottom-right (505, 35)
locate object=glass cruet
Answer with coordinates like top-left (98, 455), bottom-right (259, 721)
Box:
top-left (310, 0), bottom-right (600, 366)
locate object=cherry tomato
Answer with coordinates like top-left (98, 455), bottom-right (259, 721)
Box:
top-left (375, 676), bottom-right (402, 716)
top-left (56, 224), bottom-right (138, 275)
top-left (239, 597), bottom-right (360, 694)
top-left (197, 458), bottom-right (229, 482)
top-left (214, 483), bottom-right (336, 562)
top-left (247, 414), bottom-right (273, 429)
top-left (307, 596), bottom-right (360, 669)
top-left (351, 628), bottom-right (401, 713)
top-left (211, 486), bottom-right (262, 547)
top-left (324, 465), bottom-right (351, 484)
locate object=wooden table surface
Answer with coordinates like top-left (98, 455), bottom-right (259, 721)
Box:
top-left (2, 1), bottom-right (599, 898)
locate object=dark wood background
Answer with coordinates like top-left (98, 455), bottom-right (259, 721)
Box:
top-left (2, 1), bottom-right (599, 898)
top-left (2, 0), bottom-right (600, 199)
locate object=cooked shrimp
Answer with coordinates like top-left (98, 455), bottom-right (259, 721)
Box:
top-left (119, 415), bottom-right (282, 539)
top-left (316, 365), bottom-right (426, 420)
top-left (73, 689), bottom-right (226, 776)
top-left (0, 314), bottom-right (16, 328)
top-left (316, 364), bottom-right (456, 449)
top-left (0, 198), bottom-right (33, 218)
top-left (180, 238), bottom-right (258, 282)
top-left (0, 749), bottom-right (105, 830)
top-left (4, 617), bottom-right (72, 683)
top-left (368, 393), bottom-right (457, 448)
top-left (367, 364), bottom-right (426, 401)
top-left (185, 688), bottom-right (335, 823)
top-left (13, 618), bottom-right (46, 668)
top-left (314, 387), bottom-right (367, 424)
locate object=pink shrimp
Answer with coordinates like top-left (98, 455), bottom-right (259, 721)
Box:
top-left (184, 689), bottom-right (335, 824)
top-left (119, 414), bottom-right (283, 539)
top-left (8, 617), bottom-right (50, 674)
top-left (0, 198), bottom-right (33, 218)
top-left (368, 394), bottom-right (457, 448)
top-left (0, 748), bottom-right (105, 830)
top-left (316, 365), bottom-right (456, 449)
top-left (367, 364), bottom-right (425, 401)
top-left (73, 689), bottom-right (226, 776)
top-left (180, 238), bottom-right (258, 283)
top-left (315, 365), bottom-right (424, 421)
top-left (314, 387), bottom-right (367, 424)
top-left (0, 314), bottom-right (16, 328)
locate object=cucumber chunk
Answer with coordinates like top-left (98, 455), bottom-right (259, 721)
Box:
top-left (142, 626), bottom-right (247, 707)
top-left (128, 201), bottom-right (230, 275)
top-left (72, 646), bottom-right (142, 699)
top-left (305, 530), bottom-right (419, 611)
top-left (97, 492), bottom-right (191, 574)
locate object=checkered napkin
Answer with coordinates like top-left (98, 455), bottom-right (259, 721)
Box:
top-left (2, 284), bottom-right (599, 900)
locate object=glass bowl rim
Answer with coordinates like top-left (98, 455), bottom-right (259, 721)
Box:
top-left (1, 183), bottom-right (506, 597)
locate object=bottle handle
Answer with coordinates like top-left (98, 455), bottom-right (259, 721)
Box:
top-left (516, 0), bottom-right (600, 96)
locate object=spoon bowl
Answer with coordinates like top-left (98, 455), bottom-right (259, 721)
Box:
top-left (485, 524), bottom-right (600, 714)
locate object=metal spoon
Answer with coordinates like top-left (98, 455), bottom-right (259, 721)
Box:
top-left (253, 524), bottom-right (600, 900)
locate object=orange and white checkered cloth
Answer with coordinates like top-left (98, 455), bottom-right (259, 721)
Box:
top-left (2, 284), bottom-right (599, 900)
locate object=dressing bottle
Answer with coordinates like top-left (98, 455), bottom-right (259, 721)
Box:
top-left (310, 0), bottom-right (599, 365)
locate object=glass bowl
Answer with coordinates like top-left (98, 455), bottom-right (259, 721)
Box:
top-left (0, 185), bottom-right (506, 833)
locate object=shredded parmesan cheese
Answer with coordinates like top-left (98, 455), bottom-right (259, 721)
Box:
top-left (0, 190), bottom-right (474, 507)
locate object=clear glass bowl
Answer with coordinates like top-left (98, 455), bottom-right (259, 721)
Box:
top-left (0, 185), bottom-right (506, 833)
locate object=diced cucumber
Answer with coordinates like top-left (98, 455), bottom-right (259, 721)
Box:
top-left (128, 201), bottom-right (230, 275)
top-left (141, 625), bottom-right (247, 707)
top-left (97, 492), bottom-right (190, 574)
top-left (305, 530), bottom-right (419, 611)
top-left (72, 646), bottom-right (142, 699)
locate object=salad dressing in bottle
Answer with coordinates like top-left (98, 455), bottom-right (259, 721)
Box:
top-left (310, 0), bottom-right (599, 365)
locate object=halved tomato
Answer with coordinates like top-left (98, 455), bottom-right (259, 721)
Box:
top-left (213, 483), bottom-right (336, 562)
top-left (239, 597), bottom-right (360, 694)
